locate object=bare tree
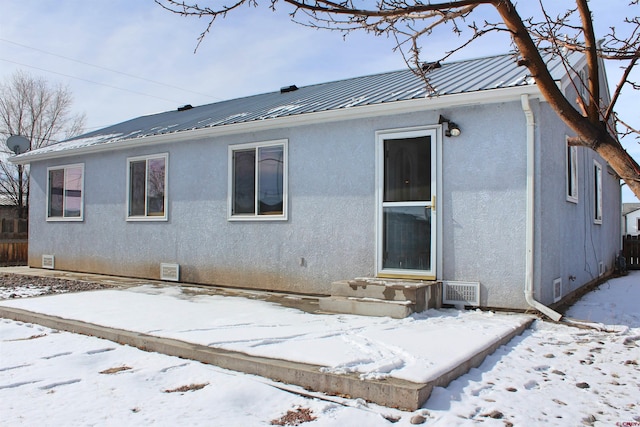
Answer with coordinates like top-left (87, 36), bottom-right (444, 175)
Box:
top-left (0, 71), bottom-right (86, 218)
top-left (156, 0), bottom-right (640, 199)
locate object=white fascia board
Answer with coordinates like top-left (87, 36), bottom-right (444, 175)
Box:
top-left (12, 84), bottom-right (544, 165)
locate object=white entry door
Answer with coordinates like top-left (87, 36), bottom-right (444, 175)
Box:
top-left (377, 128), bottom-right (437, 279)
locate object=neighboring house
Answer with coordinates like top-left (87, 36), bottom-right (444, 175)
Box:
top-left (622, 203), bottom-right (640, 236)
top-left (0, 195), bottom-right (18, 220)
top-left (0, 194), bottom-right (27, 239)
top-left (11, 52), bottom-right (621, 314)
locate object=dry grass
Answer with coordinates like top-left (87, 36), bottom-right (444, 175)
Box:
top-left (164, 383), bottom-right (209, 393)
top-left (6, 333), bottom-right (47, 341)
top-left (270, 407), bottom-right (317, 426)
top-left (99, 366), bottom-right (132, 374)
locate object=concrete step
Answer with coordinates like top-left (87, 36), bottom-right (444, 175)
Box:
top-left (318, 296), bottom-right (414, 319)
top-left (328, 278), bottom-right (442, 315)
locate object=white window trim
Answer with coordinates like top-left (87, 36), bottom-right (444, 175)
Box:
top-left (46, 163), bottom-right (85, 222)
top-left (594, 159), bottom-right (602, 224)
top-left (227, 139), bottom-right (288, 221)
top-left (126, 153), bottom-right (169, 221)
top-left (566, 137), bottom-right (578, 203)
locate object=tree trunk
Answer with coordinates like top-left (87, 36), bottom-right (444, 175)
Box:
top-left (493, 0), bottom-right (640, 200)
top-left (595, 135), bottom-right (640, 199)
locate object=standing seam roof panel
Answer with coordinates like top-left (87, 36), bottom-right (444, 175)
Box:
top-left (14, 51), bottom-right (580, 159)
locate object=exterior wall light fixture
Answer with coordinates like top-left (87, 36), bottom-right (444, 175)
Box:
top-left (439, 115), bottom-right (461, 137)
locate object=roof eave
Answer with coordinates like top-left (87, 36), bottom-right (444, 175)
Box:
top-left (11, 84), bottom-right (544, 165)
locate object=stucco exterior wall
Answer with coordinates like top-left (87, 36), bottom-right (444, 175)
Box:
top-left (28, 110), bottom-right (444, 294)
top-left (535, 102), bottom-right (621, 306)
top-left (27, 96), bottom-right (620, 308)
top-left (439, 101), bottom-right (528, 308)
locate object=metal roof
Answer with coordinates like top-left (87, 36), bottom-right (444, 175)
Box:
top-left (623, 203), bottom-right (640, 216)
top-left (14, 51), bottom-right (578, 161)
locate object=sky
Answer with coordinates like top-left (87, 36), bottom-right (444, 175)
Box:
top-left (1, 0), bottom-right (638, 199)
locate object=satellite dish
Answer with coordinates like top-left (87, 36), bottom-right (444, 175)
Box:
top-left (6, 135), bottom-right (30, 155)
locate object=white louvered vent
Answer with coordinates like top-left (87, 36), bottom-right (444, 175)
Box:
top-left (553, 278), bottom-right (562, 303)
top-left (42, 254), bottom-right (55, 270)
top-left (442, 281), bottom-right (480, 306)
top-left (160, 263), bottom-right (180, 282)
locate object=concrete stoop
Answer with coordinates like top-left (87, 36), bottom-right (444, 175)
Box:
top-left (0, 305), bottom-right (533, 411)
top-left (319, 278), bottom-right (442, 318)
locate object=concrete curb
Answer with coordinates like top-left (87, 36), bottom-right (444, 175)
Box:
top-left (0, 306), bottom-right (534, 411)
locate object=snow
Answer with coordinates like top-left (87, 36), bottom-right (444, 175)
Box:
top-left (0, 286), bottom-right (532, 383)
top-left (1, 272), bottom-right (639, 426)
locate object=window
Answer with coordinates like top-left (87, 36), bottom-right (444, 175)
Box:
top-left (229, 140), bottom-right (287, 220)
top-left (593, 160), bottom-right (602, 224)
top-left (127, 153), bottom-right (168, 220)
top-left (47, 164), bottom-right (84, 221)
top-left (566, 138), bottom-right (578, 203)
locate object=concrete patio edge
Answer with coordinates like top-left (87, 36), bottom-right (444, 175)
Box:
top-left (0, 305), bottom-right (535, 411)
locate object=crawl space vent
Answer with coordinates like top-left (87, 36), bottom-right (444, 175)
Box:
top-left (42, 254), bottom-right (55, 270)
top-left (442, 281), bottom-right (480, 306)
top-left (160, 263), bottom-right (180, 282)
top-left (553, 278), bottom-right (562, 303)
top-left (598, 262), bottom-right (605, 277)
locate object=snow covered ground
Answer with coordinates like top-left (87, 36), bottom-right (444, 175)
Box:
top-left (1, 272), bottom-right (639, 426)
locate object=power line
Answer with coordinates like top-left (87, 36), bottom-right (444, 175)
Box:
top-left (0, 58), bottom-right (184, 104)
top-left (0, 38), bottom-right (221, 101)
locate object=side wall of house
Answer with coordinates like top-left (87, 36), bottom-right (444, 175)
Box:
top-left (535, 101), bottom-right (621, 306)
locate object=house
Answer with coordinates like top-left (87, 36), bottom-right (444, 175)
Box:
top-left (622, 203), bottom-right (640, 236)
top-left (0, 194), bottom-right (27, 240)
top-left (11, 52), bottom-right (621, 317)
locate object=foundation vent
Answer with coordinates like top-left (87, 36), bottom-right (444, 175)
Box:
top-left (598, 262), bottom-right (605, 277)
top-left (42, 254), bottom-right (55, 270)
top-left (160, 263), bottom-right (180, 282)
top-left (553, 278), bottom-right (562, 303)
top-left (442, 281), bottom-right (480, 306)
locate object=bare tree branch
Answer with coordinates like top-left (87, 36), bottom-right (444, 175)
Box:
top-left (0, 71), bottom-right (86, 217)
top-left (155, 0), bottom-right (640, 199)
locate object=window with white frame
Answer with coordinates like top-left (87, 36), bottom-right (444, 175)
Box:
top-left (127, 153), bottom-right (168, 220)
top-left (593, 160), bottom-right (602, 224)
top-left (566, 138), bottom-right (578, 203)
top-left (229, 140), bottom-right (287, 220)
top-left (47, 164), bottom-right (84, 221)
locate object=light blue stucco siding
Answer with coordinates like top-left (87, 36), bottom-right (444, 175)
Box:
top-left (28, 111), bottom-right (437, 294)
top-left (440, 101), bottom-right (528, 308)
top-left (26, 98), bottom-right (620, 308)
top-left (535, 102), bottom-right (621, 306)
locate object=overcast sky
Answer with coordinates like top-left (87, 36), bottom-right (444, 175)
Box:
top-left (1, 1), bottom-right (638, 200)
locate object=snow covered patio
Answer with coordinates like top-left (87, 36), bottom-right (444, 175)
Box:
top-left (0, 268), bottom-right (533, 410)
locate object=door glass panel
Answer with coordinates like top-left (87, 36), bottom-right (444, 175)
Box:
top-left (382, 206), bottom-right (431, 270)
top-left (384, 137), bottom-right (431, 202)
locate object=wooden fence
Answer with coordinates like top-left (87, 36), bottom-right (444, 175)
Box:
top-left (623, 235), bottom-right (640, 270)
top-left (0, 240), bottom-right (28, 266)
top-left (0, 218), bottom-right (28, 240)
